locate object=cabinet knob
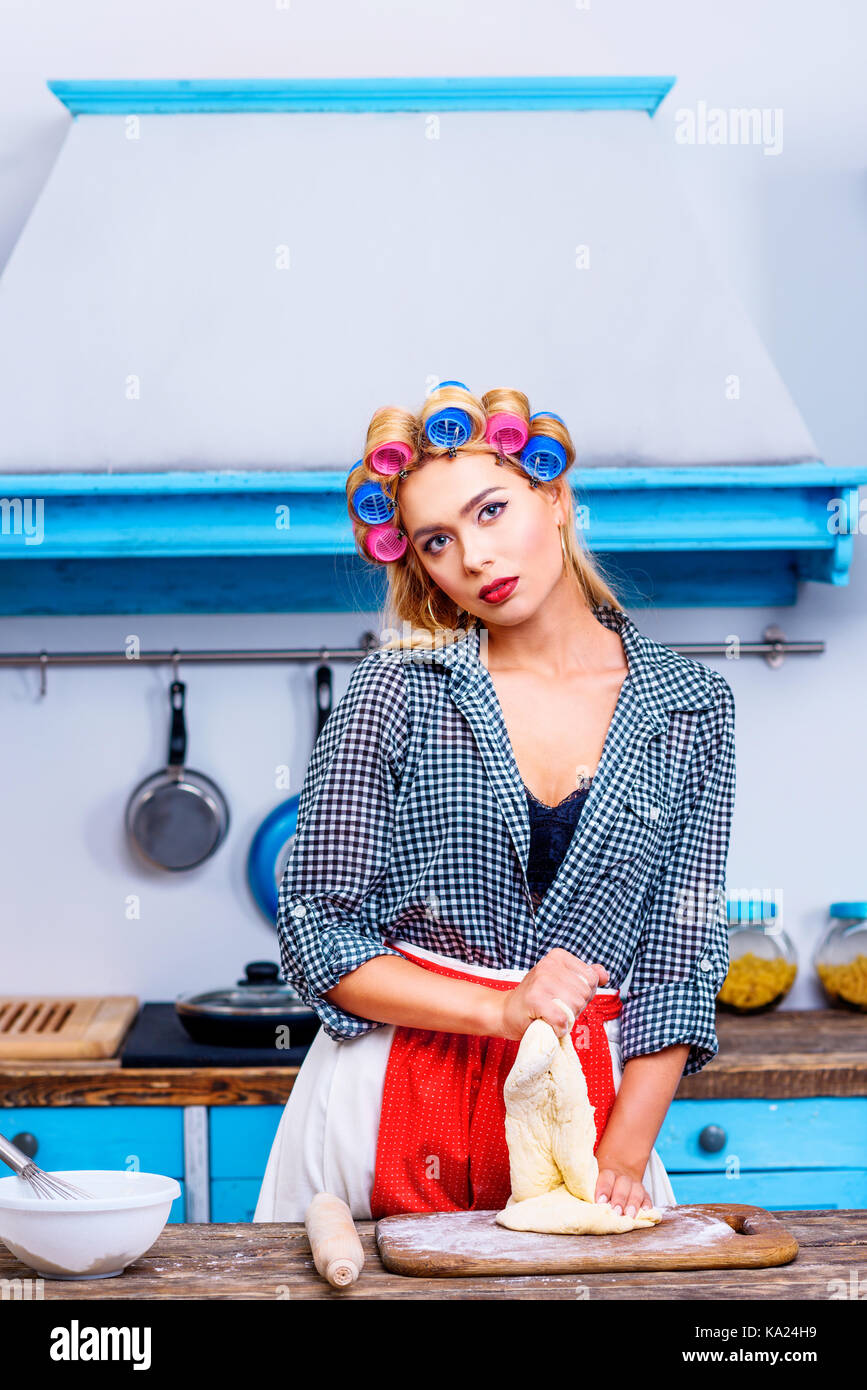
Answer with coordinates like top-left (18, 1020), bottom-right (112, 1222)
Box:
top-left (698, 1123), bottom-right (726, 1153)
top-left (11, 1132), bottom-right (38, 1159)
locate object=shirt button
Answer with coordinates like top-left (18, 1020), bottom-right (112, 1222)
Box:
top-left (649, 805), bottom-right (659, 820)
top-left (292, 903), bottom-right (307, 919)
top-left (698, 957), bottom-right (712, 972)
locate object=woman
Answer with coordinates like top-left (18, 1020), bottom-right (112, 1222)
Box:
top-left (254, 382), bottom-right (736, 1224)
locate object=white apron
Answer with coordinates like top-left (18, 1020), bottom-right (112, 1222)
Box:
top-left (253, 940), bottom-right (677, 1222)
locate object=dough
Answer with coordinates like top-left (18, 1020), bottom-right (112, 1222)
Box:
top-left (497, 1184), bottom-right (660, 1235)
top-left (495, 1000), bottom-right (663, 1235)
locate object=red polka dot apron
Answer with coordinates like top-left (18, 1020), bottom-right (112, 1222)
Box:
top-left (368, 943), bottom-right (623, 1219)
top-left (253, 940), bottom-right (677, 1221)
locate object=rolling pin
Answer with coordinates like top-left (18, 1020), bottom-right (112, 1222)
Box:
top-left (304, 1192), bottom-right (365, 1287)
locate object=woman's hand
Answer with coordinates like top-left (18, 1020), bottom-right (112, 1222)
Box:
top-left (498, 947), bottom-right (610, 1041)
top-left (594, 1153), bottom-right (656, 1217)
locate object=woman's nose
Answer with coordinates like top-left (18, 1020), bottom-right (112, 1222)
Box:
top-left (461, 546), bottom-right (495, 574)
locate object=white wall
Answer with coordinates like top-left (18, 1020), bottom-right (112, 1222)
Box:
top-left (1, 0), bottom-right (865, 1008)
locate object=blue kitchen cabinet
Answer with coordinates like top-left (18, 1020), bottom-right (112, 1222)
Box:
top-left (209, 1105), bottom-right (284, 1222)
top-left (203, 1096), bottom-right (867, 1221)
top-left (657, 1097), bottom-right (867, 1210)
top-left (667, 1168), bottom-right (867, 1209)
top-left (3, 1095), bottom-right (865, 1223)
top-left (2, 1106), bottom-right (187, 1223)
top-left (210, 1179), bottom-right (267, 1223)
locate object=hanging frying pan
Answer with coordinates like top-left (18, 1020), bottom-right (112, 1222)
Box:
top-left (247, 663), bottom-right (332, 926)
top-left (126, 679), bottom-right (230, 871)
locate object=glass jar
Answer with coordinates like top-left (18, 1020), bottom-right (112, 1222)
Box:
top-left (814, 902), bottom-right (867, 1011)
top-left (717, 897), bottom-right (798, 1013)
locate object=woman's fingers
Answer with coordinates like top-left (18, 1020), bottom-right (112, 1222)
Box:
top-left (506, 950), bottom-right (612, 1039)
top-left (611, 1175), bottom-right (630, 1214)
top-left (533, 984), bottom-right (593, 1034)
top-left (623, 1181), bottom-right (650, 1220)
top-left (548, 996), bottom-right (575, 1036)
top-left (586, 960), bottom-right (611, 985)
top-left (612, 1179), bottom-right (647, 1219)
top-left (595, 1168), bottom-right (614, 1205)
top-left (547, 948), bottom-right (607, 990)
top-left (595, 1170), bottom-right (652, 1219)
top-left (543, 952), bottom-right (604, 993)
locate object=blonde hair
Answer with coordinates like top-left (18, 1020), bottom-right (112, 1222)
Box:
top-left (345, 383), bottom-right (624, 650)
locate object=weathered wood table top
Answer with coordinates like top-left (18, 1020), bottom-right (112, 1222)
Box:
top-left (2, 1210), bottom-right (864, 1299)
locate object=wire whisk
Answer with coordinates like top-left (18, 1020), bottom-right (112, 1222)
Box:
top-left (0, 1131), bottom-right (94, 1199)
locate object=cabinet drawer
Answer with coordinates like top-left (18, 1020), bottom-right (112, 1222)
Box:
top-left (668, 1168), bottom-right (867, 1211)
top-left (209, 1106), bottom-right (284, 1179)
top-left (659, 1098), bottom-right (867, 1171)
top-left (1, 1107), bottom-right (184, 1175)
top-left (166, 1183), bottom-right (187, 1224)
top-left (210, 1178), bottom-right (264, 1223)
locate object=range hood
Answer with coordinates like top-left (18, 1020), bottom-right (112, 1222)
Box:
top-left (0, 77), bottom-right (860, 613)
top-left (0, 80), bottom-right (818, 474)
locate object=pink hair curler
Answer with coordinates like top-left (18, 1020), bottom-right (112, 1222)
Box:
top-left (485, 411), bottom-right (529, 456)
top-left (366, 523), bottom-right (408, 562)
top-left (369, 440), bottom-right (413, 476)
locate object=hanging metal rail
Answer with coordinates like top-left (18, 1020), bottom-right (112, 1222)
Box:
top-left (0, 623), bottom-right (825, 698)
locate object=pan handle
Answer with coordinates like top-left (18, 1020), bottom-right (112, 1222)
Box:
top-left (168, 680), bottom-right (187, 768)
top-left (315, 665), bottom-right (333, 740)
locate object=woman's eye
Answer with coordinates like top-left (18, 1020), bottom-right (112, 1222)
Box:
top-left (422, 500), bottom-right (507, 555)
top-left (481, 501), bottom-right (506, 522)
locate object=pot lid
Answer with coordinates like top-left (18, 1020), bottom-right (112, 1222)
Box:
top-left (175, 961), bottom-right (313, 1016)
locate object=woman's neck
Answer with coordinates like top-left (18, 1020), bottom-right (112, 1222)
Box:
top-left (481, 593), bottom-right (621, 680)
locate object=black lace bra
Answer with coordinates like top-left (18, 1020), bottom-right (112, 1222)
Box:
top-left (524, 778), bottom-right (594, 910)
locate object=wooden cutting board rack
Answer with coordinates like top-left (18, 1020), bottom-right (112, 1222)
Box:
top-left (0, 995), bottom-right (139, 1060)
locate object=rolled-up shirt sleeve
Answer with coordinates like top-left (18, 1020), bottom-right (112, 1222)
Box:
top-left (620, 673), bottom-right (736, 1077)
top-left (276, 651), bottom-right (408, 1039)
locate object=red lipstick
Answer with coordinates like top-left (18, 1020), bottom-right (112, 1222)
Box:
top-left (478, 577), bottom-right (518, 604)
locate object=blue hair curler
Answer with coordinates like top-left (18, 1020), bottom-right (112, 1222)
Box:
top-left (520, 412), bottom-right (568, 481)
top-left (425, 379), bottom-right (473, 449)
top-left (350, 478), bottom-right (396, 525)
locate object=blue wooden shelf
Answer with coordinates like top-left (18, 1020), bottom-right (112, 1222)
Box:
top-left (6, 77), bottom-right (859, 615)
top-left (3, 464), bottom-right (865, 613)
top-left (47, 76), bottom-right (677, 117)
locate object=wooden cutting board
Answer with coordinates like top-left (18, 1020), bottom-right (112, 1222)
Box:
top-left (0, 996), bottom-right (139, 1059)
top-left (376, 1203), bottom-right (799, 1276)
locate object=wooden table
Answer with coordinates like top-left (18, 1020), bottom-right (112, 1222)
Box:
top-left (2, 1209), bottom-right (864, 1299)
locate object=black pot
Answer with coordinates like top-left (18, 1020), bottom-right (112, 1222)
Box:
top-left (174, 961), bottom-right (320, 1049)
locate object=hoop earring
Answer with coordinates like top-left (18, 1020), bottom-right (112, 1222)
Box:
top-left (559, 523), bottom-right (569, 571)
top-left (425, 593), bottom-right (438, 628)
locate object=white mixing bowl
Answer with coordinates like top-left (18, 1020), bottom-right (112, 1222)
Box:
top-left (0, 1170), bottom-right (181, 1279)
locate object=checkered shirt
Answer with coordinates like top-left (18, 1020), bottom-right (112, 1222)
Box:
top-left (277, 602), bottom-right (736, 1076)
